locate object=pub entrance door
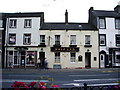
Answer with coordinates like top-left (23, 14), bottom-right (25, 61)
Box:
top-left (85, 52), bottom-right (91, 68)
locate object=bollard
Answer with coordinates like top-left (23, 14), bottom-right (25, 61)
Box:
top-left (83, 83), bottom-right (88, 90)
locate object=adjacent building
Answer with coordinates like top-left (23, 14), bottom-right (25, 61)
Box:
top-left (89, 5), bottom-right (120, 68)
top-left (5, 12), bottom-right (44, 68)
top-left (0, 13), bottom-right (6, 68)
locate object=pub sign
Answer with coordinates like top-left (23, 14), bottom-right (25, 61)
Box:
top-left (51, 47), bottom-right (79, 52)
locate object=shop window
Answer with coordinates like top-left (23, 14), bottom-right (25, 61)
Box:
top-left (55, 52), bottom-right (60, 63)
top-left (99, 18), bottom-right (106, 29)
top-left (26, 51), bottom-right (35, 65)
top-left (100, 34), bottom-right (106, 46)
top-left (8, 51), bottom-right (13, 63)
top-left (9, 19), bottom-right (17, 28)
top-left (14, 51), bottom-right (18, 64)
top-left (115, 51), bottom-right (120, 63)
top-left (9, 34), bottom-right (16, 44)
top-left (70, 53), bottom-right (76, 62)
top-left (70, 35), bottom-right (76, 45)
top-left (24, 19), bottom-right (32, 28)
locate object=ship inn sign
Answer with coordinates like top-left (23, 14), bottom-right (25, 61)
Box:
top-left (51, 47), bottom-right (79, 52)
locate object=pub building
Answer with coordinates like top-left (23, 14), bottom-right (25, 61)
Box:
top-left (38, 10), bottom-right (99, 69)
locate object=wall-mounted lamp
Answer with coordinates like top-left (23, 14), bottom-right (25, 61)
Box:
top-left (87, 49), bottom-right (90, 52)
top-left (41, 48), bottom-right (43, 52)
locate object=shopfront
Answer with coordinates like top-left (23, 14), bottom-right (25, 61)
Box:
top-left (109, 48), bottom-right (120, 67)
top-left (7, 50), bottom-right (37, 68)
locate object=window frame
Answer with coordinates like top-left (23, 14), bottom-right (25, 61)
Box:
top-left (9, 34), bottom-right (16, 44)
top-left (70, 52), bottom-right (76, 62)
top-left (85, 35), bottom-right (91, 45)
top-left (115, 18), bottom-right (120, 29)
top-left (99, 17), bottom-right (106, 29)
top-left (23, 34), bottom-right (31, 45)
top-left (99, 34), bottom-right (106, 46)
top-left (9, 19), bottom-right (17, 28)
top-left (54, 52), bottom-right (60, 63)
top-left (24, 19), bottom-right (32, 28)
top-left (55, 35), bottom-right (60, 45)
top-left (40, 35), bottom-right (45, 45)
top-left (70, 35), bottom-right (76, 45)
top-left (116, 34), bottom-right (120, 46)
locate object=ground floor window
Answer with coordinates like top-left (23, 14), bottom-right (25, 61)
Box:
top-left (26, 51), bottom-right (36, 65)
top-left (70, 53), bottom-right (76, 62)
top-left (115, 51), bottom-right (120, 63)
top-left (7, 50), bottom-right (37, 66)
top-left (54, 52), bottom-right (60, 63)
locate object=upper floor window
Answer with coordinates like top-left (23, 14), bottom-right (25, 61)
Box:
top-left (9, 34), bottom-right (16, 44)
top-left (85, 35), bottom-right (91, 45)
top-left (100, 34), bottom-right (106, 46)
top-left (0, 20), bottom-right (3, 28)
top-left (115, 18), bottom-right (120, 29)
top-left (55, 52), bottom-right (60, 63)
top-left (9, 19), bottom-right (17, 28)
top-left (23, 34), bottom-right (31, 45)
top-left (116, 34), bottom-right (120, 46)
top-left (40, 35), bottom-right (45, 45)
top-left (99, 18), bottom-right (106, 29)
top-left (55, 35), bottom-right (60, 45)
top-left (70, 35), bottom-right (76, 45)
top-left (24, 19), bottom-right (32, 28)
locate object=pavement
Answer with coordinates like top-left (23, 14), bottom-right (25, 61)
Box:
top-left (1, 68), bottom-right (120, 73)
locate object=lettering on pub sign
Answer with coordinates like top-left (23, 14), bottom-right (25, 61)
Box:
top-left (51, 47), bottom-right (79, 52)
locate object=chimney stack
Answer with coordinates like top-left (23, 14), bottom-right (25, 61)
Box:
top-left (114, 2), bottom-right (120, 13)
top-left (65, 9), bottom-right (68, 24)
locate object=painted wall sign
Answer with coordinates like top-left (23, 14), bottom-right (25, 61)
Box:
top-left (51, 47), bottom-right (79, 52)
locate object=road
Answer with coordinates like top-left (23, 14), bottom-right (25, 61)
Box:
top-left (1, 68), bottom-right (120, 88)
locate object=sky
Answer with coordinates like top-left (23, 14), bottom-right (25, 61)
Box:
top-left (0, 0), bottom-right (119, 22)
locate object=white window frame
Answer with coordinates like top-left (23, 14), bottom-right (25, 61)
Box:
top-left (116, 35), bottom-right (120, 46)
top-left (0, 20), bottom-right (3, 27)
top-left (23, 34), bottom-right (31, 45)
top-left (9, 34), bottom-right (16, 44)
top-left (70, 35), bottom-right (76, 45)
top-left (9, 19), bottom-right (17, 28)
top-left (115, 18), bottom-right (120, 29)
top-left (24, 19), bottom-right (32, 28)
top-left (100, 34), bottom-right (106, 46)
top-left (99, 18), bottom-right (106, 29)
top-left (55, 35), bottom-right (60, 45)
top-left (40, 35), bottom-right (45, 45)
top-left (85, 35), bottom-right (91, 45)
top-left (55, 52), bottom-right (60, 63)
top-left (70, 53), bottom-right (76, 62)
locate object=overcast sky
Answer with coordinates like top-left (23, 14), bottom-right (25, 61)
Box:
top-left (0, 0), bottom-right (119, 22)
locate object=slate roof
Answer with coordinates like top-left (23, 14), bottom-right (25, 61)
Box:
top-left (92, 10), bottom-right (120, 17)
top-left (40, 23), bottom-right (97, 30)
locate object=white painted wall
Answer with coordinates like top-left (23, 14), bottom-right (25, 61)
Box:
top-left (7, 17), bottom-right (41, 46)
top-left (99, 17), bottom-right (119, 52)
